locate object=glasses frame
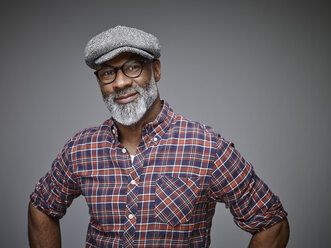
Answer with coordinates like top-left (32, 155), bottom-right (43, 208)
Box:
top-left (94, 59), bottom-right (154, 85)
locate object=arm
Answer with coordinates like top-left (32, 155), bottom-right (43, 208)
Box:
top-left (210, 138), bottom-right (288, 246)
top-left (248, 218), bottom-right (290, 248)
top-left (28, 201), bottom-right (61, 248)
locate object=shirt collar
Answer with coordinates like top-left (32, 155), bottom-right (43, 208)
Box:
top-left (143, 100), bottom-right (175, 142)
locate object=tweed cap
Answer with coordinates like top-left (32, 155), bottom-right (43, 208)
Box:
top-left (84, 26), bottom-right (161, 69)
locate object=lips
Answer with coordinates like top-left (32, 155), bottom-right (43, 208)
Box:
top-left (115, 92), bottom-right (139, 104)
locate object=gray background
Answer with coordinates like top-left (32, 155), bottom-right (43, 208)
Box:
top-left (1, 0), bottom-right (330, 247)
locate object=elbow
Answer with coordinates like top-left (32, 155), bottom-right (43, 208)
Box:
top-left (278, 217), bottom-right (290, 246)
top-left (28, 201), bottom-right (61, 247)
top-left (250, 217), bottom-right (290, 248)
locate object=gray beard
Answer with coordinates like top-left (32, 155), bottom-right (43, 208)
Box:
top-left (103, 77), bottom-right (158, 126)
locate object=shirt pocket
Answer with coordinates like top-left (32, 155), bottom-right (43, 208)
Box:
top-left (154, 175), bottom-right (200, 227)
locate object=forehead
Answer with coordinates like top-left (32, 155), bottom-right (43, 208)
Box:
top-left (102, 52), bottom-right (146, 67)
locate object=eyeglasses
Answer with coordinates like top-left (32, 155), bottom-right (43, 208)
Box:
top-left (94, 59), bottom-right (153, 85)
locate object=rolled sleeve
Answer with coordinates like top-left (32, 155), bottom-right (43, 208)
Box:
top-left (30, 139), bottom-right (81, 219)
top-left (209, 139), bottom-right (287, 234)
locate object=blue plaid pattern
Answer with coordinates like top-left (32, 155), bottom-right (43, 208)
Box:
top-left (30, 100), bottom-right (287, 247)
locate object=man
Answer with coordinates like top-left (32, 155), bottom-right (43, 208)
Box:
top-left (28, 26), bottom-right (289, 248)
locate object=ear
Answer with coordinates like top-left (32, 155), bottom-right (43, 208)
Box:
top-left (152, 59), bottom-right (161, 82)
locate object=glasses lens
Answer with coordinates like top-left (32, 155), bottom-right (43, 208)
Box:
top-left (97, 68), bottom-right (116, 83)
top-left (123, 61), bottom-right (143, 78)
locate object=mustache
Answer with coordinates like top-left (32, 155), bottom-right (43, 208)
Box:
top-left (105, 86), bottom-right (144, 101)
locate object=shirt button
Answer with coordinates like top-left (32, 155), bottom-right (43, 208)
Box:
top-left (112, 129), bottom-right (116, 134)
top-left (153, 137), bottom-right (158, 142)
top-left (128, 214), bottom-right (135, 220)
top-left (130, 179), bottom-right (137, 185)
top-left (122, 148), bottom-right (127, 154)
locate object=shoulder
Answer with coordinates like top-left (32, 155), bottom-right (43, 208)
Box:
top-left (171, 113), bottom-right (224, 142)
top-left (64, 119), bottom-right (112, 148)
top-left (171, 112), bottom-right (234, 151)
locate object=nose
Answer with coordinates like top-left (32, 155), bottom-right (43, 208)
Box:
top-left (112, 69), bottom-right (133, 91)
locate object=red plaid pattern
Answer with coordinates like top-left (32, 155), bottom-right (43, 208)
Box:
top-left (155, 175), bottom-right (200, 226)
top-left (30, 100), bottom-right (287, 247)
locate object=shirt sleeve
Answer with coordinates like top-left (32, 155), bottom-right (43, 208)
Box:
top-left (30, 138), bottom-right (81, 219)
top-left (209, 138), bottom-right (287, 234)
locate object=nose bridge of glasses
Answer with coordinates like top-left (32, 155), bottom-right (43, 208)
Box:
top-left (112, 66), bottom-right (133, 88)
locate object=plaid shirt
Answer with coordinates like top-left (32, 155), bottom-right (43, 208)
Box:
top-left (30, 100), bottom-right (287, 248)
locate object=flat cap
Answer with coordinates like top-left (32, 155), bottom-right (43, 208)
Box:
top-left (84, 25), bottom-right (161, 69)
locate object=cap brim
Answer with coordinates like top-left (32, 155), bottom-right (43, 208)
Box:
top-left (94, 47), bottom-right (154, 67)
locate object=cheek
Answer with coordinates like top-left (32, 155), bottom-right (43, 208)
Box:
top-left (100, 85), bottom-right (115, 97)
top-left (137, 71), bottom-right (152, 87)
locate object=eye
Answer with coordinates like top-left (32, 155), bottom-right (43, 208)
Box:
top-left (129, 65), bottom-right (139, 71)
top-left (128, 64), bottom-right (141, 71)
top-left (99, 68), bottom-right (115, 77)
top-left (124, 61), bottom-right (142, 73)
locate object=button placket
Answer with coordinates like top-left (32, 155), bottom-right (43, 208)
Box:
top-left (128, 214), bottom-right (135, 220)
top-left (123, 142), bottom-right (149, 246)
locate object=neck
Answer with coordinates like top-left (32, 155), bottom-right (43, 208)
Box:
top-left (115, 96), bottom-right (162, 154)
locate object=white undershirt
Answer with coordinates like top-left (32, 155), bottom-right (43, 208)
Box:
top-left (130, 155), bottom-right (135, 163)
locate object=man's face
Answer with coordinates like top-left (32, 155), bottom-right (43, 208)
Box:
top-left (97, 53), bottom-right (161, 126)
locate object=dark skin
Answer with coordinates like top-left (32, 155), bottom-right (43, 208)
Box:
top-left (28, 203), bottom-right (61, 248)
top-left (97, 52), bottom-right (162, 155)
top-left (249, 218), bottom-right (289, 247)
top-left (28, 52), bottom-right (289, 247)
